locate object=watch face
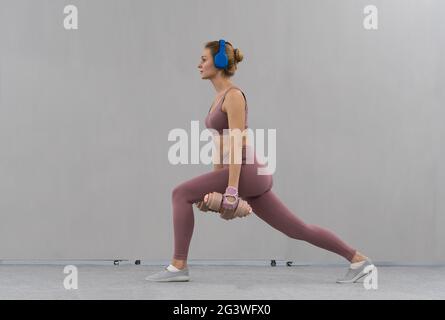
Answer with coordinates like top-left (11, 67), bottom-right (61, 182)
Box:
top-left (227, 188), bottom-right (237, 196)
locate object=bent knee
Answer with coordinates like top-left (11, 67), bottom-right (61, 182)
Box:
top-left (172, 184), bottom-right (186, 201)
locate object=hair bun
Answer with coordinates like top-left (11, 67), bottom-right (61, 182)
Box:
top-left (234, 48), bottom-right (243, 63)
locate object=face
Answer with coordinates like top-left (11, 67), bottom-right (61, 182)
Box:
top-left (198, 48), bottom-right (219, 79)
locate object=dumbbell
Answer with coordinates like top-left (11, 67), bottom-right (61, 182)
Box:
top-left (195, 192), bottom-right (252, 220)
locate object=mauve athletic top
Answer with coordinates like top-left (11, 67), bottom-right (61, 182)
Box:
top-left (205, 86), bottom-right (251, 165)
top-left (204, 86), bottom-right (248, 134)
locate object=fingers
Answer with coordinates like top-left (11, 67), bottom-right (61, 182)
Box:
top-left (219, 207), bottom-right (235, 220)
top-left (220, 210), bottom-right (231, 220)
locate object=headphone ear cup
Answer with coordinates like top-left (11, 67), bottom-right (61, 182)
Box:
top-left (214, 39), bottom-right (228, 69)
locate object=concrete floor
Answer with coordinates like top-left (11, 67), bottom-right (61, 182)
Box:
top-left (0, 264), bottom-right (444, 299)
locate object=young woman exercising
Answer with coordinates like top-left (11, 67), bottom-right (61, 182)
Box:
top-left (146, 39), bottom-right (374, 283)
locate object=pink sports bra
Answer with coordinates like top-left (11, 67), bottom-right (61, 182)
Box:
top-left (204, 86), bottom-right (248, 134)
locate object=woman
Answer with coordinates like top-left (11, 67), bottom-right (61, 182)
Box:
top-left (146, 39), bottom-right (373, 283)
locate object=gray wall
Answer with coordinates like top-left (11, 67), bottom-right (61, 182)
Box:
top-left (0, 0), bottom-right (443, 264)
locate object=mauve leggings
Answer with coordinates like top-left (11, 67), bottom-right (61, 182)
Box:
top-left (171, 152), bottom-right (356, 262)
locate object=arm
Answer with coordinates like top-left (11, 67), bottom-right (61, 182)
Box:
top-left (223, 90), bottom-right (247, 190)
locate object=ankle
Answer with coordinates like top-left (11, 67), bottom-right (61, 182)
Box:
top-left (350, 251), bottom-right (367, 263)
top-left (171, 259), bottom-right (187, 269)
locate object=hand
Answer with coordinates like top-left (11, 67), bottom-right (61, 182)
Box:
top-left (201, 193), bottom-right (238, 216)
top-left (219, 206), bottom-right (236, 220)
top-left (202, 193), bottom-right (248, 209)
top-left (200, 192), bottom-right (253, 218)
top-left (221, 186), bottom-right (240, 210)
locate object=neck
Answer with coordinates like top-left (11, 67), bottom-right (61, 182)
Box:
top-left (211, 77), bottom-right (234, 94)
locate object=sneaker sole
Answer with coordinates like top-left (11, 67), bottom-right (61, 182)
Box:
top-left (146, 275), bottom-right (190, 282)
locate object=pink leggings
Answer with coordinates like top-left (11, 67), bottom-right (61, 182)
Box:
top-left (171, 153), bottom-right (356, 262)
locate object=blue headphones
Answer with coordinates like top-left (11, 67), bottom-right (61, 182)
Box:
top-left (213, 39), bottom-right (229, 69)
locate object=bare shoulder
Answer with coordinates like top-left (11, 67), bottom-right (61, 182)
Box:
top-left (221, 89), bottom-right (246, 113)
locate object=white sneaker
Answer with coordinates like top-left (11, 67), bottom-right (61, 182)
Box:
top-left (336, 258), bottom-right (375, 284)
top-left (145, 266), bottom-right (190, 282)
